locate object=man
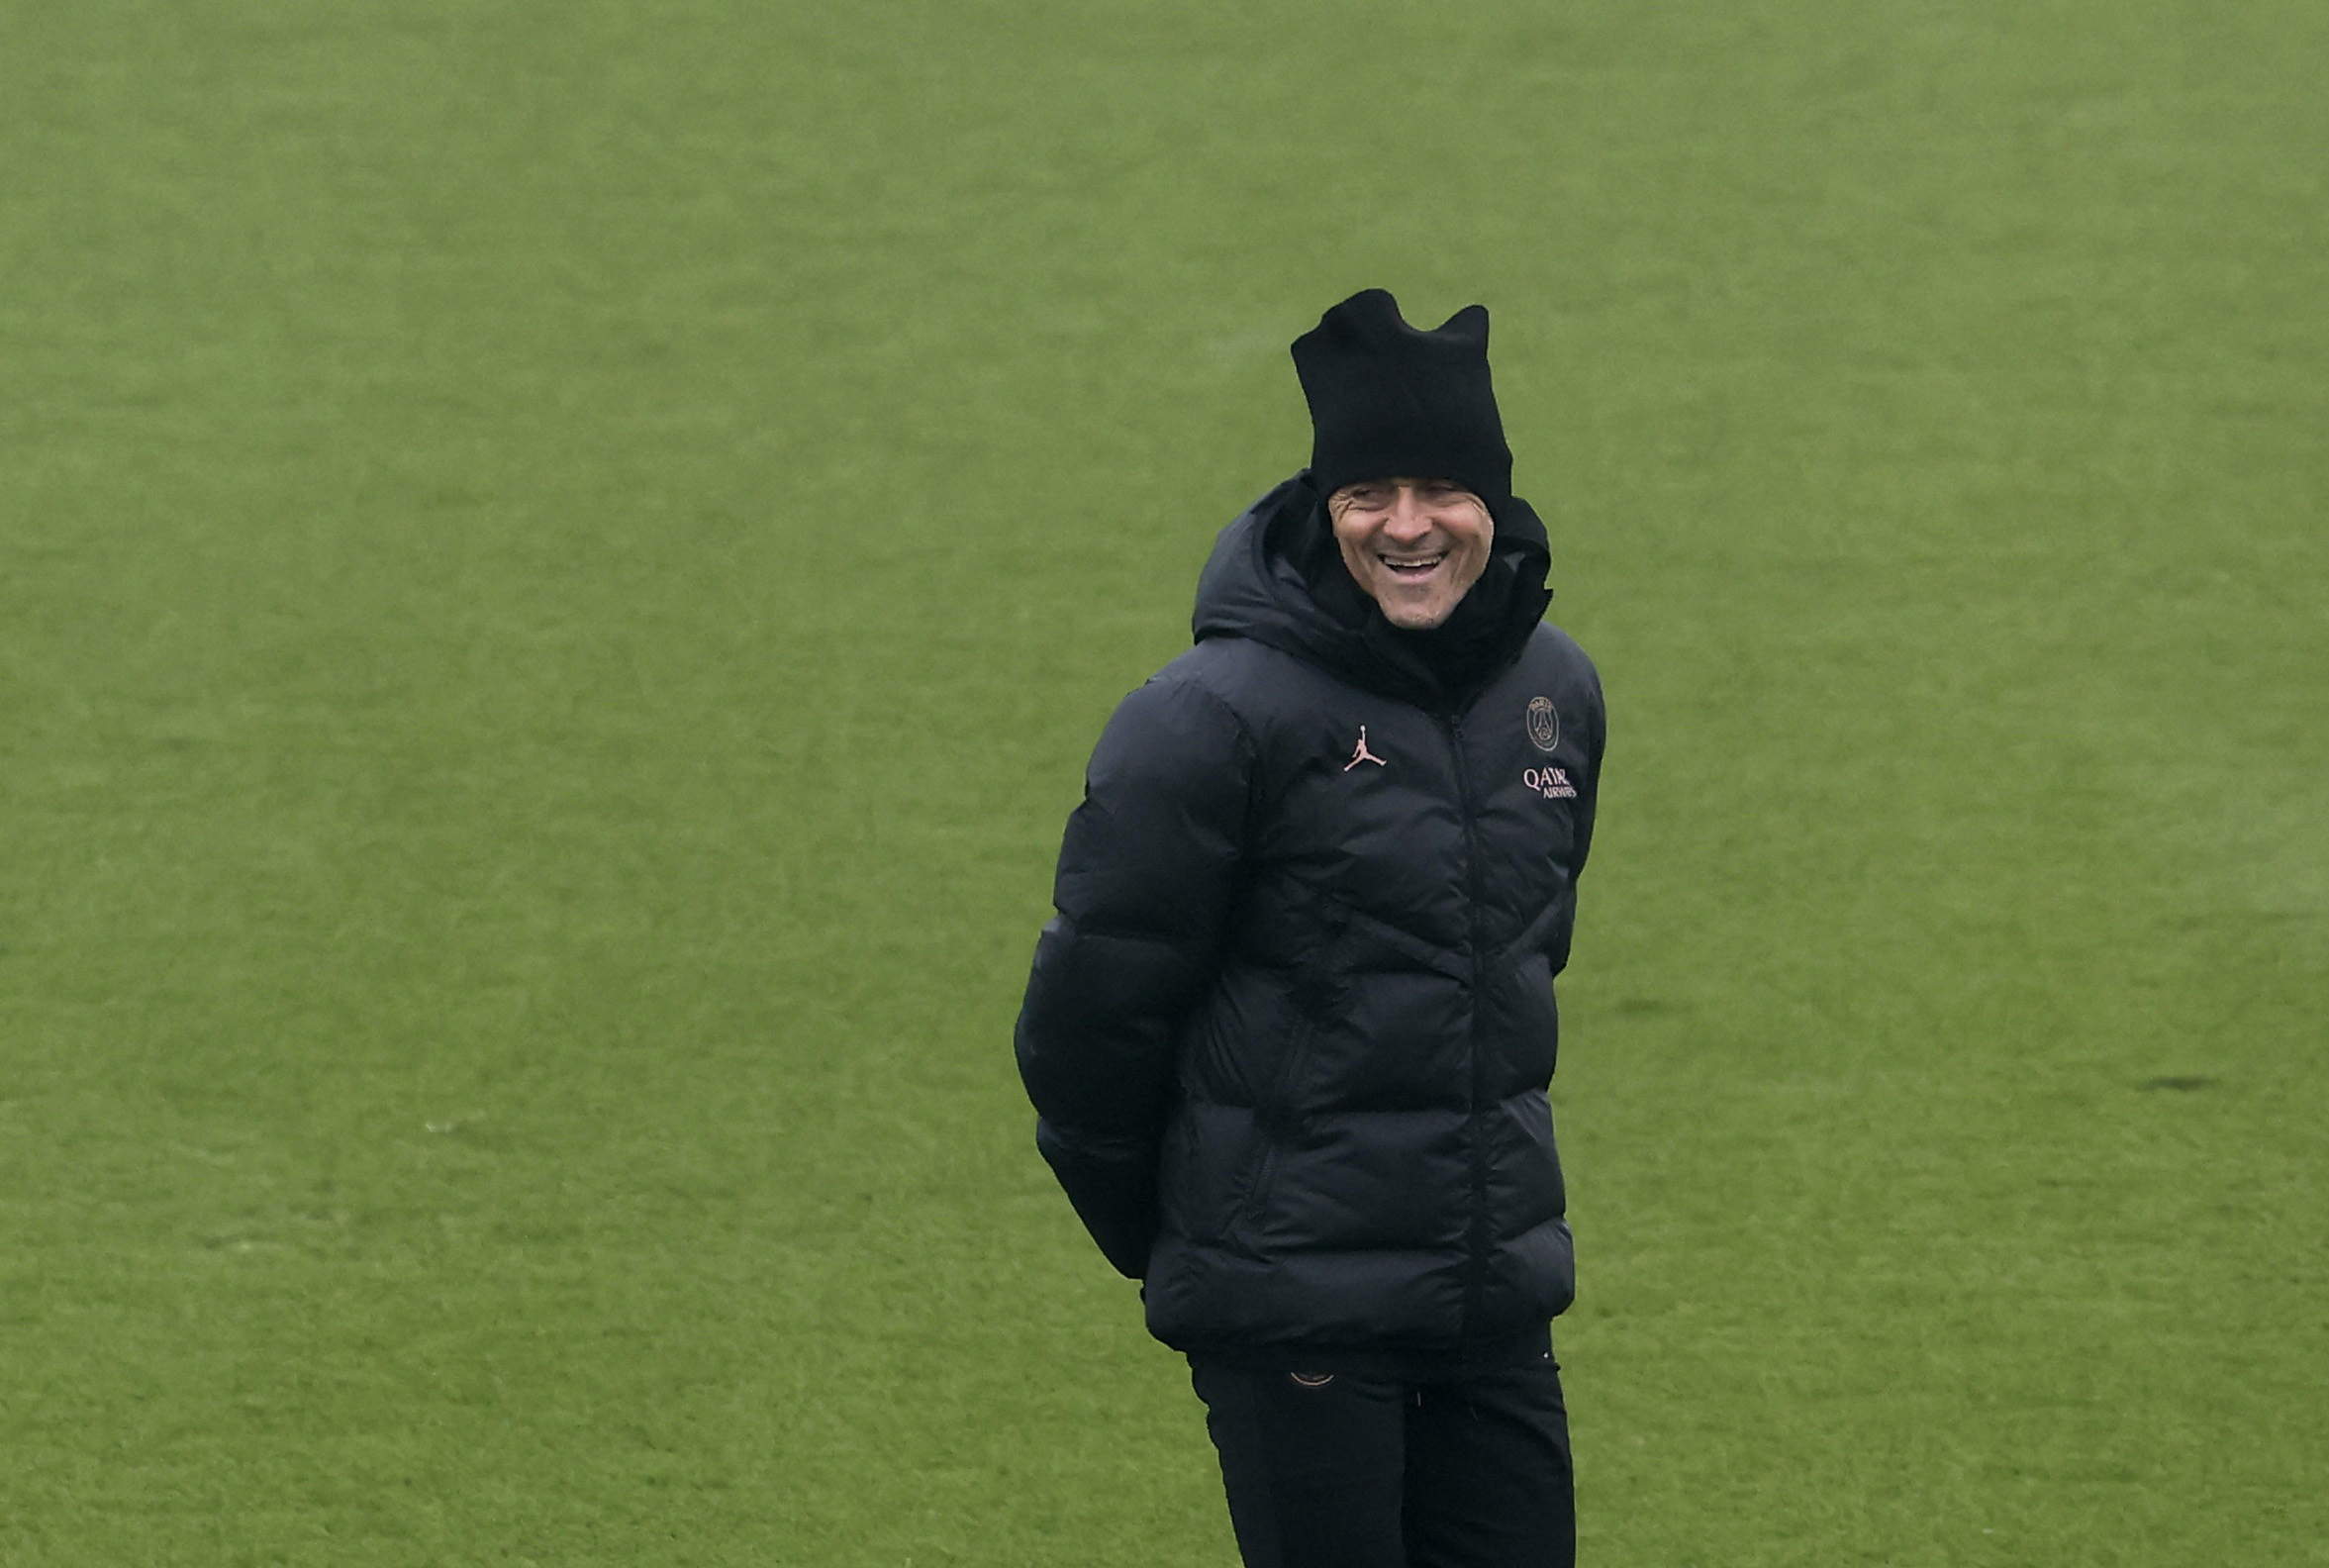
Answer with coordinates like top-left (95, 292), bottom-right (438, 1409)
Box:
top-left (1016, 289), bottom-right (1605, 1568)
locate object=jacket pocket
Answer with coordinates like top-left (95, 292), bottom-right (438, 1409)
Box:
top-left (1228, 1017), bottom-right (1315, 1249)
top-left (1222, 895), bottom-right (1352, 1253)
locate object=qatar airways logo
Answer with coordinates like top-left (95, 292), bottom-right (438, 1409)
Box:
top-left (1523, 765), bottom-right (1577, 800)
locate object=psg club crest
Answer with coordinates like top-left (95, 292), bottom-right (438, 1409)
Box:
top-left (1525, 696), bottom-right (1560, 754)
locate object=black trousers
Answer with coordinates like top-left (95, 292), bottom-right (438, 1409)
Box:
top-left (1189, 1351), bottom-right (1575, 1568)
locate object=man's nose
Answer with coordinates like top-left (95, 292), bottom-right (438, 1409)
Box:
top-left (1384, 490), bottom-right (1434, 539)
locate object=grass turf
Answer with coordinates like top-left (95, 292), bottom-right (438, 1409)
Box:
top-left (3, 2), bottom-right (2324, 1562)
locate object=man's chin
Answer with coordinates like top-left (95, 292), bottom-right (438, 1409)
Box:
top-left (1378, 594), bottom-right (1456, 632)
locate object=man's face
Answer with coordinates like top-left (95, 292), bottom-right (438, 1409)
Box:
top-left (1326, 477), bottom-right (1495, 631)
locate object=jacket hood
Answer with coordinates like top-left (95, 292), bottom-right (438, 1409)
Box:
top-left (1192, 473), bottom-right (1553, 710)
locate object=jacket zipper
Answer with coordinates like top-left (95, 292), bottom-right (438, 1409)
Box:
top-left (1442, 711), bottom-right (1492, 1345)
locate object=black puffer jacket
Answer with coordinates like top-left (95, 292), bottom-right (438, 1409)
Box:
top-left (1016, 477), bottom-right (1605, 1367)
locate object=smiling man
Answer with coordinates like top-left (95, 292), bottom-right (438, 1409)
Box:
top-left (1017, 290), bottom-right (1606, 1568)
top-left (1326, 476), bottom-right (1496, 629)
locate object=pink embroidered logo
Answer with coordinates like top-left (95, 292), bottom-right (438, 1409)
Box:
top-left (1524, 765), bottom-right (1578, 800)
top-left (1343, 727), bottom-right (1387, 771)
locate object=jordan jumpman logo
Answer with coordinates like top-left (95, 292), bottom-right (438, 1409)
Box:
top-left (1344, 726), bottom-right (1387, 771)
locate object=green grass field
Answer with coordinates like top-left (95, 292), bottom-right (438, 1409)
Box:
top-left (4, 2), bottom-right (2324, 1563)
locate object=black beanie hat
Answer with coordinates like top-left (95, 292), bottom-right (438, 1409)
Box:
top-left (1291, 289), bottom-right (1513, 513)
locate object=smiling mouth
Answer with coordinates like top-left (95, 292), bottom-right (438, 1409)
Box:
top-left (1378, 551), bottom-right (1448, 581)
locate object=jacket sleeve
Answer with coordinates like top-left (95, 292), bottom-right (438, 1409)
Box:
top-left (1015, 671), bottom-right (1252, 1278)
top-left (1544, 661), bottom-right (1607, 979)
top-left (1569, 662), bottom-right (1608, 883)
